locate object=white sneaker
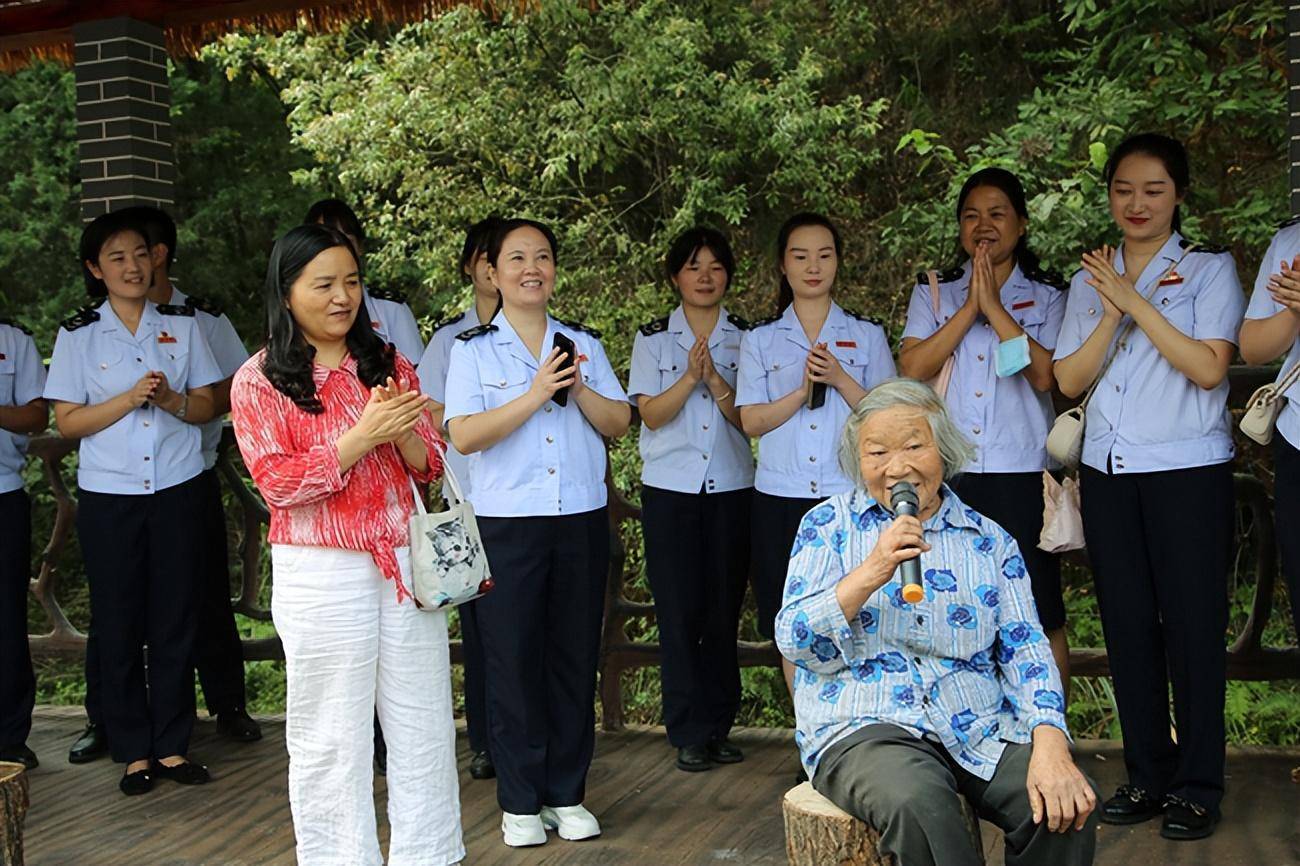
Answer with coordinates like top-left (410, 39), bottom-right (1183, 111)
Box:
top-left (540, 803), bottom-right (602, 841)
top-left (501, 811), bottom-right (547, 847)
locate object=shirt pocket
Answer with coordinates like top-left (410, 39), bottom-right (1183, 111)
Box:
top-left (86, 344), bottom-right (131, 402)
top-left (1153, 286), bottom-right (1196, 334)
top-left (658, 350), bottom-right (684, 392)
top-left (158, 342), bottom-right (192, 390)
top-left (480, 369), bottom-right (530, 410)
top-left (830, 344), bottom-right (869, 386)
top-left (767, 352), bottom-right (805, 399)
top-left (1008, 299), bottom-right (1047, 335)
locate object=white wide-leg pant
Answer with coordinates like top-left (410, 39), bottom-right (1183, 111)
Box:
top-left (271, 545), bottom-right (464, 866)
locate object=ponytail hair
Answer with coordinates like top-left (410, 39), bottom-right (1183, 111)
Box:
top-left (1103, 133), bottom-right (1190, 234)
top-left (953, 167), bottom-right (1041, 274)
top-left (775, 212), bottom-right (842, 313)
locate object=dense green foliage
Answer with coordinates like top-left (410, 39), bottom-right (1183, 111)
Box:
top-left (3, 0), bottom-right (1297, 743)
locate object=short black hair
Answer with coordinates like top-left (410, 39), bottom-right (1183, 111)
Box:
top-left (665, 227), bottom-right (734, 291)
top-left (486, 218), bottom-right (559, 268)
top-left (79, 210), bottom-right (152, 298)
top-left (459, 216), bottom-right (503, 283)
top-left (953, 167), bottom-right (1041, 273)
top-left (304, 198), bottom-right (366, 248)
top-left (117, 205), bottom-right (177, 267)
top-left (1103, 133), bottom-right (1191, 233)
top-left (775, 212), bottom-right (842, 313)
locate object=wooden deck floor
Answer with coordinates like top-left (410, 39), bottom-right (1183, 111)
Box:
top-left (18, 706), bottom-right (1300, 865)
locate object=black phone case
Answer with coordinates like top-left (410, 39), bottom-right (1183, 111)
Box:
top-left (552, 333), bottom-right (575, 407)
top-left (807, 381), bottom-right (827, 410)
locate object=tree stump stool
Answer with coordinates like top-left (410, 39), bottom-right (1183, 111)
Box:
top-left (0, 762), bottom-right (29, 866)
top-left (783, 782), bottom-right (984, 866)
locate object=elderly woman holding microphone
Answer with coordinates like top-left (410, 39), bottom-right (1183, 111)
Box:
top-left (776, 379), bottom-right (1097, 866)
top-left (230, 224), bottom-right (462, 866)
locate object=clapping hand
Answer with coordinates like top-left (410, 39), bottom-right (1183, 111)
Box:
top-left (357, 376), bottom-right (429, 445)
top-left (527, 348), bottom-right (577, 406)
top-left (1080, 245), bottom-right (1133, 319)
top-left (970, 242), bottom-right (1003, 317)
top-left (1267, 254), bottom-right (1300, 315)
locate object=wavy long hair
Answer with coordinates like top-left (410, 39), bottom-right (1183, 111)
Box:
top-left (260, 224), bottom-right (394, 413)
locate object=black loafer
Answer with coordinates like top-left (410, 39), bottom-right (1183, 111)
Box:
top-left (676, 744), bottom-right (712, 772)
top-left (152, 759), bottom-right (211, 785)
top-left (1101, 784), bottom-right (1164, 825)
top-left (469, 750), bottom-right (496, 780)
top-left (216, 708), bottom-right (263, 743)
top-left (119, 768), bottom-right (154, 796)
top-left (1160, 795), bottom-right (1219, 840)
top-left (0, 743), bottom-right (38, 770)
top-left (707, 738), bottom-right (744, 764)
top-left (68, 723), bottom-right (109, 764)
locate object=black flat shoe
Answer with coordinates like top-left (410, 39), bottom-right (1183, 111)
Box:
top-left (119, 768), bottom-right (154, 796)
top-left (0, 743), bottom-right (38, 770)
top-left (1100, 784), bottom-right (1164, 825)
top-left (68, 723), bottom-right (108, 764)
top-left (216, 708), bottom-right (263, 743)
top-left (1160, 795), bottom-right (1219, 840)
top-left (676, 744), bottom-right (712, 772)
top-left (152, 759), bottom-right (211, 785)
top-left (794, 766), bottom-right (809, 784)
top-left (707, 738), bottom-right (744, 764)
top-left (469, 750), bottom-right (496, 780)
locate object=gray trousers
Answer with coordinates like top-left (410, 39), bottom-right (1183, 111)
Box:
top-left (812, 724), bottom-right (1098, 866)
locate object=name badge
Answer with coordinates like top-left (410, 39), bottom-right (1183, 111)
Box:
top-left (835, 340), bottom-right (857, 348)
top-left (1011, 300), bottom-right (1035, 311)
top-left (157, 332), bottom-right (177, 344)
top-left (577, 353), bottom-right (589, 362)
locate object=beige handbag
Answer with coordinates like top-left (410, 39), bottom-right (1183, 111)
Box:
top-left (1046, 250), bottom-right (1195, 468)
top-left (1038, 470), bottom-right (1085, 552)
top-left (1241, 359), bottom-right (1300, 446)
top-left (926, 270), bottom-right (956, 399)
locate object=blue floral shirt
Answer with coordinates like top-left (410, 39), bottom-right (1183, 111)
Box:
top-left (775, 487), bottom-right (1069, 782)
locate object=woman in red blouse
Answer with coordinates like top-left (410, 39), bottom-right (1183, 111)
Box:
top-left (230, 225), bottom-right (464, 866)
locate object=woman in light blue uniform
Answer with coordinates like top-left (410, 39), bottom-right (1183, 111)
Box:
top-left (1053, 133), bottom-right (1244, 840)
top-left (416, 215), bottom-right (502, 782)
top-left (628, 227), bottom-right (754, 773)
top-left (44, 211), bottom-right (223, 796)
top-left (898, 167), bottom-right (1071, 685)
top-left (444, 218), bottom-right (631, 848)
top-left (1239, 215), bottom-right (1300, 640)
top-left (736, 212), bottom-right (895, 695)
top-left (306, 199), bottom-right (425, 362)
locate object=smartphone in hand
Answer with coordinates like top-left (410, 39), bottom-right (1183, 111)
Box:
top-left (552, 332), bottom-right (576, 407)
top-left (806, 380), bottom-right (827, 410)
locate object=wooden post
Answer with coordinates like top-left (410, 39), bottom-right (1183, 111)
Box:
top-left (782, 782), bottom-right (983, 866)
top-left (0, 762), bottom-right (29, 866)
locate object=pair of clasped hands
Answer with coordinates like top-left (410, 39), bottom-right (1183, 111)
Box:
top-left (1080, 245), bottom-right (1145, 319)
top-left (125, 371), bottom-right (183, 411)
top-left (354, 376), bottom-right (430, 447)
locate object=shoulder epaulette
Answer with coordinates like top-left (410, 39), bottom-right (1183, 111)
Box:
top-left (1179, 238), bottom-right (1230, 255)
top-left (185, 294), bottom-right (224, 317)
top-left (638, 315), bottom-right (670, 337)
top-left (749, 312), bottom-right (782, 328)
top-left (61, 305), bottom-right (101, 331)
top-left (368, 286), bottom-right (409, 304)
top-left (916, 267), bottom-right (964, 285)
top-left (1279, 215), bottom-right (1300, 230)
top-left (554, 316), bottom-right (602, 339)
top-left (1024, 265), bottom-right (1069, 291)
top-left (842, 308), bottom-right (884, 326)
top-left (0, 317), bottom-right (32, 336)
top-left (157, 303), bottom-right (196, 317)
top-left (455, 323), bottom-right (498, 342)
top-left (430, 311), bottom-right (466, 334)
top-left (726, 312), bottom-right (751, 331)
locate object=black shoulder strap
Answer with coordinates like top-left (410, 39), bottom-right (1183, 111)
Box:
top-left (455, 323), bottom-right (499, 342)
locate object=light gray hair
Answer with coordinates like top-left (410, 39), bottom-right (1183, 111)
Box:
top-left (837, 378), bottom-right (976, 488)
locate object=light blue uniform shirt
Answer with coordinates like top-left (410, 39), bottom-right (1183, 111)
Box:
top-left (444, 313), bottom-right (628, 517)
top-left (627, 305), bottom-right (755, 494)
top-left (1244, 220), bottom-right (1300, 449)
top-left (736, 302), bottom-right (895, 498)
top-left (168, 287), bottom-right (249, 470)
top-left (365, 287), bottom-right (425, 364)
top-left (44, 300), bottom-right (223, 495)
top-left (1053, 232), bottom-right (1245, 474)
top-left (416, 305), bottom-right (483, 497)
top-left (775, 487), bottom-right (1068, 781)
top-left (901, 263), bottom-right (1067, 473)
top-left (0, 321), bottom-right (47, 494)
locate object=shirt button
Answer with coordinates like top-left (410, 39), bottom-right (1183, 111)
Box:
top-left (972, 427), bottom-right (981, 435)
top-left (544, 405), bottom-right (553, 413)
top-left (143, 421), bottom-right (150, 427)
top-left (143, 456), bottom-right (150, 461)
top-left (547, 467), bottom-right (556, 475)
top-left (913, 657), bottom-right (922, 664)
top-left (702, 424), bottom-right (709, 430)
top-left (974, 391), bottom-right (983, 398)
top-left (701, 393), bottom-right (709, 399)
top-left (809, 455), bottom-right (817, 463)
top-left (1115, 385), bottom-right (1121, 392)
top-left (136, 357), bottom-right (143, 363)
top-left (498, 379), bottom-right (506, 386)
top-left (977, 354), bottom-right (985, 361)
top-left (916, 615), bottom-right (925, 625)
top-left (1161, 297), bottom-right (1168, 305)
top-left (701, 454), bottom-right (709, 460)
top-left (1089, 308), bottom-right (1097, 315)
top-left (100, 363), bottom-right (108, 369)
top-left (672, 365), bottom-right (677, 370)
top-left (546, 435), bottom-right (554, 444)
top-left (810, 424), bottom-right (818, 430)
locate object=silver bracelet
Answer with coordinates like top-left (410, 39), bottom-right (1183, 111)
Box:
top-left (173, 393), bottom-right (189, 419)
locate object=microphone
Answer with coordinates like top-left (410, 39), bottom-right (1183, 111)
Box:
top-left (889, 481), bottom-right (925, 604)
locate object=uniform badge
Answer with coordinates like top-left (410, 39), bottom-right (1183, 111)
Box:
top-left (1011, 300), bottom-right (1035, 311)
top-left (157, 331), bottom-right (177, 344)
top-left (835, 340), bottom-right (857, 348)
top-left (1158, 270), bottom-right (1185, 286)
top-left (577, 353), bottom-right (589, 362)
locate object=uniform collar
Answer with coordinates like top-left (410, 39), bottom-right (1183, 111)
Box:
top-left (310, 351), bottom-right (358, 388)
top-left (669, 304), bottom-right (732, 351)
top-left (953, 259), bottom-right (1029, 295)
top-left (851, 484), bottom-right (981, 533)
top-left (98, 299), bottom-right (162, 341)
top-left (1114, 231), bottom-right (1185, 290)
top-left (779, 301), bottom-right (845, 349)
top-left (492, 312), bottom-right (555, 370)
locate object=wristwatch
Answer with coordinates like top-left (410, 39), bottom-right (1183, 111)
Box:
top-left (174, 393), bottom-right (189, 419)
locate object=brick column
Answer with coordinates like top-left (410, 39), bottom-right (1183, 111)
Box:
top-left (72, 17), bottom-right (174, 221)
top-left (1291, 2), bottom-right (1300, 215)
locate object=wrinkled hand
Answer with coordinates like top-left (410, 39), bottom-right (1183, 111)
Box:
top-left (860, 512), bottom-right (930, 592)
top-left (806, 343), bottom-right (848, 389)
top-left (1027, 728), bottom-right (1096, 833)
top-left (528, 347), bottom-right (576, 406)
top-left (1080, 245), bottom-right (1134, 319)
top-left (1267, 254), bottom-right (1300, 316)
